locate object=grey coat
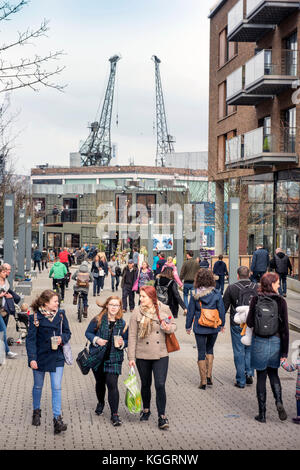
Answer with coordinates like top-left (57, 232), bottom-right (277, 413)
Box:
top-left (72, 262), bottom-right (93, 294)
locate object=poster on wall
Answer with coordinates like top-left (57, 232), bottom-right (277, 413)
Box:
top-left (153, 234), bottom-right (173, 251)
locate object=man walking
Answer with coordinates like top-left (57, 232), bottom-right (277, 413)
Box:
top-left (180, 250), bottom-right (200, 308)
top-left (33, 247), bottom-right (42, 273)
top-left (132, 247), bottom-right (139, 268)
top-left (108, 254), bottom-right (120, 292)
top-left (59, 247), bottom-right (70, 288)
top-left (250, 244), bottom-right (269, 283)
top-left (121, 260), bottom-right (138, 313)
top-left (213, 255), bottom-right (228, 295)
top-left (270, 248), bottom-right (292, 297)
top-left (223, 266), bottom-right (257, 389)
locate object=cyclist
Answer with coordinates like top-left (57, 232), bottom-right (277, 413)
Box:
top-left (49, 258), bottom-right (68, 304)
top-left (59, 247), bottom-right (71, 288)
top-left (72, 261), bottom-right (93, 318)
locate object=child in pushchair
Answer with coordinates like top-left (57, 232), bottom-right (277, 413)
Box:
top-left (7, 303), bottom-right (30, 346)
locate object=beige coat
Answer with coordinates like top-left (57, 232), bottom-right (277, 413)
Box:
top-left (128, 303), bottom-right (177, 361)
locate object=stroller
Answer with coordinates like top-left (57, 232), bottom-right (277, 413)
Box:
top-left (7, 303), bottom-right (29, 346)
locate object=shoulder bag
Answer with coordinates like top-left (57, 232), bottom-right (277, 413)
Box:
top-left (157, 313), bottom-right (180, 353)
top-left (60, 314), bottom-right (73, 365)
top-left (198, 300), bottom-right (222, 329)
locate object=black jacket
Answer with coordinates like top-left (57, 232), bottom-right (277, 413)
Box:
top-left (121, 266), bottom-right (138, 288)
top-left (223, 279), bottom-right (258, 326)
top-left (91, 261), bottom-right (108, 276)
top-left (270, 252), bottom-right (292, 275)
top-left (213, 260), bottom-right (228, 276)
top-left (155, 276), bottom-right (185, 312)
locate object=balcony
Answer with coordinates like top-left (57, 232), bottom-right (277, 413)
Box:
top-left (246, 0), bottom-right (299, 25)
top-left (225, 127), bottom-right (298, 168)
top-left (227, 0), bottom-right (275, 42)
top-left (226, 49), bottom-right (297, 106)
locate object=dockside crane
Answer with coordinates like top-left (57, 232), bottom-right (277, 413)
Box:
top-left (80, 55), bottom-right (121, 167)
top-left (152, 55), bottom-right (175, 167)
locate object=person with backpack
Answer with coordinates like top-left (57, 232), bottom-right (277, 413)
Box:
top-left (270, 248), bottom-right (292, 297)
top-left (59, 248), bottom-right (71, 288)
top-left (155, 267), bottom-right (187, 319)
top-left (246, 272), bottom-right (289, 424)
top-left (223, 266), bottom-right (257, 388)
top-left (156, 253), bottom-right (167, 276)
top-left (72, 262), bottom-right (93, 317)
top-left (186, 269), bottom-right (225, 390)
top-left (49, 258), bottom-right (68, 304)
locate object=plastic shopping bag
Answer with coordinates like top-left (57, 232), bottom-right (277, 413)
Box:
top-left (124, 367), bottom-right (142, 414)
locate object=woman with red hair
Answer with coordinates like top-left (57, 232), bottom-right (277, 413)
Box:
top-left (247, 272), bottom-right (289, 424)
top-left (128, 286), bottom-right (177, 430)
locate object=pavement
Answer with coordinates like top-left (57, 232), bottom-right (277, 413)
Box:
top-left (1, 267), bottom-right (300, 451)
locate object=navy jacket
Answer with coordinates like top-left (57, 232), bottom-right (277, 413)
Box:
top-left (186, 288), bottom-right (225, 335)
top-left (213, 261), bottom-right (228, 276)
top-left (85, 314), bottom-right (128, 375)
top-left (33, 250), bottom-right (42, 261)
top-left (26, 309), bottom-right (71, 372)
top-left (250, 248), bottom-right (269, 273)
top-left (4, 289), bottom-right (21, 316)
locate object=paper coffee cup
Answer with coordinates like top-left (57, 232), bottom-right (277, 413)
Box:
top-left (114, 335), bottom-right (122, 348)
top-left (51, 336), bottom-right (59, 350)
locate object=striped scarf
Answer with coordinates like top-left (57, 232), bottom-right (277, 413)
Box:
top-left (138, 305), bottom-right (158, 339)
top-left (39, 307), bottom-right (57, 323)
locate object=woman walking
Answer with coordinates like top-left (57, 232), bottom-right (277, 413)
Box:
top-left (26, 290), bottom-right (71, 434)
top-left (246, 272), bottom-right (289, 423)
top-left (85, 296), bottom-right (128, 426)
top-left (186, 269), bottom-right (225, 389)
top-left (161, 257), bottom-right (183, 288)
top-left (155, 267), bottom-right (187, 318)
top-left (128, 286), bottom-right (176, 430)
top-left (135, 261), bottom-right (154, 292)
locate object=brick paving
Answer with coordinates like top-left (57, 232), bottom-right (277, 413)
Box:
top-left (1, 267), bottom-right (299, 451)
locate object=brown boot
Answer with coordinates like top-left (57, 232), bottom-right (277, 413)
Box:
top-left (197, 360), bottom-right (207, 390)
top-left (206, 354), bottom-right (214, 386)
top-left (83, 306), bottom-right (88, 318)
top-left (73, 293), bottom-right (78, 305)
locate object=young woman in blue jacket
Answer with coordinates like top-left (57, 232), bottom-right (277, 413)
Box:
top-left (85, 296), bottom-right (128, 427)
top-left (186, 269), bottom-right (225, 390)
top-left (26, 290), bottom-right (71, 434)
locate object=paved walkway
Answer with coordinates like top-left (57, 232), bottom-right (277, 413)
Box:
top-left (1, 267), bottom-right (299, 451)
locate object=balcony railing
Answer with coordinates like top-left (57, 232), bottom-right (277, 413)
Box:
top-left (228, 0), bottom-right (244, 37)
top-left (246, 0), bottom-right (299, 25)
top-left (227, 0), bottom-right (275, 42)
top-left (227, 49), bottom-right (298, 105)
top-left (225, 127), bottom-right (298, 167)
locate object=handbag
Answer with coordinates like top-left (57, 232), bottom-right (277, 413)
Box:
top-left (0, 308), bottom-right (7, 318)
top-left (93, 271), bottom-right (99, 279)
top-left (132, 277), bottom-right (139, 292)
top-left (198, 301), bottom-right (222, 329)
top-left (157, 313), bottom-right (180, 353)
top-left (99, 269), bottom-right (105, 277)
top-left (60, 314), bottom-right (73, 365)
top-left (76, 342), bottom-right (90, 375)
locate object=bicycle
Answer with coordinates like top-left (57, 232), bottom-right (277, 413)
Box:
top-left (53, 280), bottom-right (63, 308)
top-left (77, 291), bottom-right (85, 323)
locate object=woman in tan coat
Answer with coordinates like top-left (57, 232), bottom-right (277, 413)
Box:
top-left (128, 285), bottom-right (176, 430)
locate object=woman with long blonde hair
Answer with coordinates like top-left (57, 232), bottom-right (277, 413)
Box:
top-left (85, 296), bottom-right (128, 426)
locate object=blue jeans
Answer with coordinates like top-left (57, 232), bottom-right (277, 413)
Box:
top-left (230, 324), bottom-right (254, 386)
top-left (0, 315), bottom-right (9, 354)
top-left (111, 275), bottom-right (120, 291)
top-left (93, 276), bottom-right (102, 295)
top-left (32, 367), bottom-right (64, 418)
top-left (195, 333), bottom-right (218, 361)
top-left (216, 275), bottom-right (225, 295)
top-left (183, 282), bottom-right (194, 308)
top-left (278, 274), bottom-right (287, 296)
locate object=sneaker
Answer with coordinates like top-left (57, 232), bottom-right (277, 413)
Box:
top-left (7, 351), bottom-right (18, 359)
top-left (111, 414), bottom-right (122, 426)
top-left (246, 375), bottom-right (253, 385)
top-left (95, 403), bottom-right (104, 416)
top-left (140, 410), bottom-right (151, 421)
top-left (158, 416), bottom-right (169, 430)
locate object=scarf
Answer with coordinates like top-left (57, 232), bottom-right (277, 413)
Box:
top-left (138, 305), bottom-right (158, 339)
top-left (39, 307), bottom-right (57, 323)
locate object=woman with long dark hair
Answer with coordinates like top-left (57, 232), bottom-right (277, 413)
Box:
top-left (155, 266), bottom-right (187, 318)
top-left (128, 286), bottom-right (176, 429)
top-left (26, 290), bottom-right (71, 434)
top-left (246, 272), bottom-right (289, 423)
top-left (85, 296), bottom-right (128, 426)
top-left (186, 269), bottom-right (225, 390)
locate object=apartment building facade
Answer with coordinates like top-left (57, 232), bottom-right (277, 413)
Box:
top-left (209, 0), bottom-right (300, 278)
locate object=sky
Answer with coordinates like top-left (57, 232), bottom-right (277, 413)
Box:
top-left (2, 0), bottom-right (216, 174)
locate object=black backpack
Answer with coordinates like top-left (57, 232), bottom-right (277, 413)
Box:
top-left (236, 282), bottom-right (257, 308)
top-left (156, 278), bottom-right (172, 305)
top-left (254, 296), bottom-right (279, 337)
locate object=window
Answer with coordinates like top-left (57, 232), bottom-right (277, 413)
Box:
top-left (219, 28), bottom-right (238, 68)
top-left (218, 82), bottom-right (226, 119)
top-left (116, 194), bottom-right (132, 223)
top-left (64, 233), bottom-right (80, 248)
top-left (218, 135), bottom-right (226, 171)
top-left (284, 107), bottom-right (296, 152)
top-left (136, 194), bottom-right (156, 222)
top-left (285, 31), bottom-right (297, 75)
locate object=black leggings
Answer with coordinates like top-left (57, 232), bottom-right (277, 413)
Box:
top-left (92, 365), bottom-right (119, 415)
top-left (136, 356), bottom-right (169, 417)
top-left (256, 367), bottom-right (281, 396)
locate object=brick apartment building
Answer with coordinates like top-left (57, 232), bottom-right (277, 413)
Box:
top-left (208, 0), bottom-right (300, 278)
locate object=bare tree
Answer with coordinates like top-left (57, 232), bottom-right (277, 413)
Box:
top-left (0, 1), bottom-right (65, 93)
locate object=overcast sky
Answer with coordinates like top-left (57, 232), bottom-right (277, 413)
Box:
top-left (4, 0), bottom-right (215, 174)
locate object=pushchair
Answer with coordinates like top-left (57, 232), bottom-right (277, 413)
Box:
top-left (7, 303), bottom-right (29, 346)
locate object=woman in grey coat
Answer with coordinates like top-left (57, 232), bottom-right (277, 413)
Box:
top-left (72, 261), bottom-right (93, 317)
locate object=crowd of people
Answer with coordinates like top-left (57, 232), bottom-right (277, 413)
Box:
top-left (0, 242), bottom-right (299, 436)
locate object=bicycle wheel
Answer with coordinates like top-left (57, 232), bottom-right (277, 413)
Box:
top-left (78, 296), bottom-right (83, 323)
